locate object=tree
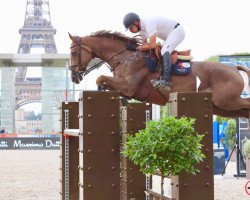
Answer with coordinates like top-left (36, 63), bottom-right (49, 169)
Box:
top-left (205, 55), bottom-right (219, 62)
top-left (215, 115), bottom-right (228, 125)
top-left (123, 116), bottom-right (205, 199)
top-left (224, 119), bottom-right (236, 149)
top-left (243, 140), bottom-right (250, 159)
top-left (160, 104), bottom-right (170, 117)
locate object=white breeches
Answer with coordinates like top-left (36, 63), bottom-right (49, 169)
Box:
top-left (161, 25), bottom-right (185, 55)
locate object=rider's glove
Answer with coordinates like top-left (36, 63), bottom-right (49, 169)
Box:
top-left (126, 43), bottom-right (137, 51)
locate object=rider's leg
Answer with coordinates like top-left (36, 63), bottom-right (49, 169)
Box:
top-left (151, 51), bottom-right (172, 89)
top-left (162, 52), bottom-right (172, 84)
top-left (151, 25), bottom-right (185, 89)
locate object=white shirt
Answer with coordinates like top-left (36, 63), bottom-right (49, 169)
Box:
top-left (138, 16), bottom-right (178, 41)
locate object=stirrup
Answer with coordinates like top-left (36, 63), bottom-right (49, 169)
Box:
top-left (151, 79), bottom-right (171, 89)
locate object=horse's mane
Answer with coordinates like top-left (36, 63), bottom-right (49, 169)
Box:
top-left (90, 30), bottom-right (141, 45)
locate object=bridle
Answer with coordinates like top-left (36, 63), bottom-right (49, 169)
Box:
top-left (70, 36), bottom-right (144, 76)
top-left (70, 36), bottom-right (93, 69)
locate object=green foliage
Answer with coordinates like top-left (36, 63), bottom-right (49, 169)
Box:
top-left (224, 119), bottom-right (236, 149)
top-left (160, 104), bottom-right (170, 117)
top-left (215, 116), bottom-right (228, 125)
top-left (231, 52), bottom-right (250, 56)
top-left (205, 53), bottom-right (250, 62)
top-left (214, 116), bottom-right (234, 146)
top-left (123, 116), bottom-right (205, 177)
top-left (205, 55), bottom-right (219, 62)
top-left (243, 140), bottom-right (250, 159)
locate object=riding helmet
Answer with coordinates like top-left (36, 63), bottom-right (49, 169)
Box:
top-left (123, 12), bottom-right (140, 30)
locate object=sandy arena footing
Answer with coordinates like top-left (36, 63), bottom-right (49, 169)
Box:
top-left (0, 150), bottom-right (249, 200)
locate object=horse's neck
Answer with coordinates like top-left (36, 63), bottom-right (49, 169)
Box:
top-left (85, 37), bottom-right (124, 61)
top-left (84, 37), bottom-right (145, 76)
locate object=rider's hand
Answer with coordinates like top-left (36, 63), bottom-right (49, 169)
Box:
top-left (126, 43), bottom-right (137, 51)
top-left (138, 44), bottom-right (152, 51)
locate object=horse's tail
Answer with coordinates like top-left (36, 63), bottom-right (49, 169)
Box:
top-left (236, 65), bottom-right (250, 75)
top-left (236, 66), bottom-right (250, 88)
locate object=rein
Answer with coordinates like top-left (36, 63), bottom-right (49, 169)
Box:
top-left (70, 36), bottom-right (144, 76)
top-left (83, 47), bottom-right (131, 76)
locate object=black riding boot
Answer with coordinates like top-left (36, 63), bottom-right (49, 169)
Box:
top-left (151, 51), bottom-right (172, 90)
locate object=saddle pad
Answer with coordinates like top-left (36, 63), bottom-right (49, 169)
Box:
top-left (145, 57), bottom-right (191, 75)
top-left (145, 57), bottom-right (158, 72)
top-left (171, 60), bottom-right (191, 75)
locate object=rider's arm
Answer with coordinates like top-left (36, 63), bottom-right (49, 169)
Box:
top-left (138, 34), bottom-right (157, 51)
top-left (141, 38), bottom-right (147, 44)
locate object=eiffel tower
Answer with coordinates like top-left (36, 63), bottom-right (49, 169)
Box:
top-left (14, 0), bottom-right (64, 133)
top-left (16, 0), bottom-right (57, 82)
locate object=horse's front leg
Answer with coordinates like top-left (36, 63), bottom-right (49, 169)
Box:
top-left (96, 75), bottom-right (136, 97)
top-left (96, 75), bottom-right (116, 91)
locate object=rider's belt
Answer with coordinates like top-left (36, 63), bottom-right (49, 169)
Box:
top-left (174, 23), bottom-right (180, 29)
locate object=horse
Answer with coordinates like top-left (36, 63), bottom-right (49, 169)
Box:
top-left (69, 30), bottom-right (250, 119)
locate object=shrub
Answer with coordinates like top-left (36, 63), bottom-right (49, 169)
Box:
top-left (123, 116), bottom-right (205, 199)
top-left (243, 140), bottom-right (250, 159)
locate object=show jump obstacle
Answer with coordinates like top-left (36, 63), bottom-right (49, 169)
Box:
top-left (60, 91), bottom-right (214, 200)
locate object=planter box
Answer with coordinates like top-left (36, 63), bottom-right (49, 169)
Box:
top-left (246, 159), bottom-right (250, 179)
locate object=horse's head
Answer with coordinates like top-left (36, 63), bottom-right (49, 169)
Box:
top-left (69, 33), bottom-right (94, 84)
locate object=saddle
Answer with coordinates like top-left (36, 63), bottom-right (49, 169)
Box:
top-left (170, 50), bottom-right (193, 64)
top-left (146, 44), bottom-right (193, 75)
top-left (153, 43), bottom-right (193, 64)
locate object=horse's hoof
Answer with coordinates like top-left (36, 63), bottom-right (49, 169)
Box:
top-left (151, 81), bottom-right (160, 88)
top-left (98, 85), bottom-right (106, 91)
top-left (120, 98), bottom-right (129, 106)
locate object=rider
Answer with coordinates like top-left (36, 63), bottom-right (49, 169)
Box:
top-left (123, 12), bottom-right (185, 90)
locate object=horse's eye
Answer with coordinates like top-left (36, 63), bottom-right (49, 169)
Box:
top-left (71, 51), bottom-right (77, 56)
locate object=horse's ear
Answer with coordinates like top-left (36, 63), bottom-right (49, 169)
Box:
top-left (68, 32), bottom-right (75, 41)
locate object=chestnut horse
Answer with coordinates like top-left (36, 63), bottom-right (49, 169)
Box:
top-left (69, 31), bottom-right (250, 118)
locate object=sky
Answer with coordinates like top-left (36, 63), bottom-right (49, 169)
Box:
top-left (0, 0), bottom-right (250, 60)
top-left (0, 0), bottom-right (250, 113)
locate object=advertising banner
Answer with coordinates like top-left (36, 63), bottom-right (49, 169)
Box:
top-left (0, 137), bottom-right (60, 150)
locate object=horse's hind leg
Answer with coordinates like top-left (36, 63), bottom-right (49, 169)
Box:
top-left (212, 78), bottom-right (250, 110)
top-left (213, 105), bottom-right (249, 118)
top-left (215, 96), bottom-right (250, 110)
top-left (237, 98), bottom-right (250, 109)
